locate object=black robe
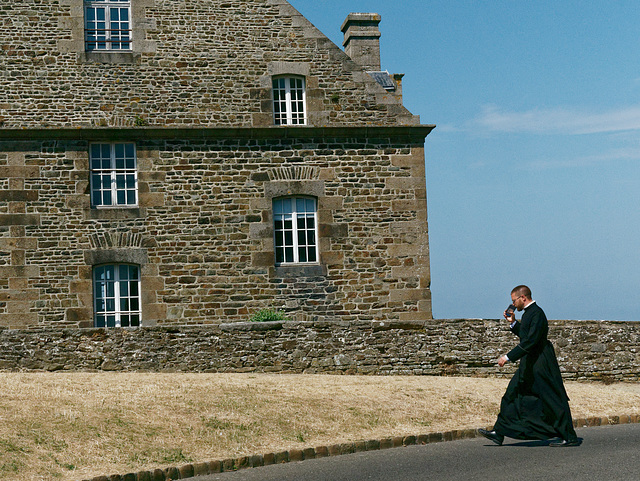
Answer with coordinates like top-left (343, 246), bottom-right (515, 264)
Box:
top-left (493, 302), bottom-right (577, 441)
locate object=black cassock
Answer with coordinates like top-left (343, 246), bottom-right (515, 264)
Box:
top-left (493, 302), bottom-right (577, 442)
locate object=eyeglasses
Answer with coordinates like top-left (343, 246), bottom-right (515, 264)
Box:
top-left (511, 295), bottom-right (523, 303)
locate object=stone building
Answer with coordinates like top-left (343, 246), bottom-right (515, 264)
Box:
top-left (0, 0), bottom-right (434, 329)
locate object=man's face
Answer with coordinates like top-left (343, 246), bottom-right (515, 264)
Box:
top-left (511, 294), bottom-right (526, 311)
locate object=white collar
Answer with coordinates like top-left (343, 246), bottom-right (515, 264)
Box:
top-left (524, 300), bottom-right (536, 309)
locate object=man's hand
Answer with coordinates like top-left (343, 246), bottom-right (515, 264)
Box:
top-left (503, 310), bottom-right (515, 323)
top-left (498, 355), bottom-right (509, 367)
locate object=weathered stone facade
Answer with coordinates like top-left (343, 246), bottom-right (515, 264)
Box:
top-left (1, 1), bottom-right (434, 329)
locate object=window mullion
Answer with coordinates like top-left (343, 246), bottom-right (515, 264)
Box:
top-left (110, 144), bottom-right (117, 201)
top-left (313, 210), bottom-right (319, 263)
top-left (114, 265), bottom-right (122, 328)
top-left (291, 201), bottom-right (300, 263)
top-left (284, 80), bottom-right (293, 126)
top-left (104, 5), bottom-right (112, 50)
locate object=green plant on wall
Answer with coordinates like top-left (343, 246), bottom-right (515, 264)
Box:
top-left (134, 115), bottom-right (149, 126)
top-left (249, 308), bottom-right (289, 323)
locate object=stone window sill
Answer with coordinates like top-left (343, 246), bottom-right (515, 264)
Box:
top-left (274, 264), bottom-right (326, 278)
top-left (86, 207), bottom-right (145, 220)
top-left (81, 51), bottom-right (139, 64)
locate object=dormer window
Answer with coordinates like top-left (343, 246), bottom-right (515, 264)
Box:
top-left (84, 0), bottom-right (132, 51)
top-left (272, 77), bottom-right (306, 125)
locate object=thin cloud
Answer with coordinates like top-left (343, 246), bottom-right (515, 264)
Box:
top-left (524, 147), bottom-right (640, 170)
top-left (473, 104), bottom-right (640, 135)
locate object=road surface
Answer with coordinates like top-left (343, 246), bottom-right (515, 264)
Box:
top-left (187, 424), bottom-right (640, 481)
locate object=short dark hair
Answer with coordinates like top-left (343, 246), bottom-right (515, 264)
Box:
top-left (511, 285), bottom-right (532, 299)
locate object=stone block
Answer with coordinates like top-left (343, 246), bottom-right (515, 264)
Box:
top-left (1, 166), bottom-right (39, 178)
top-left (389, 288), bottom-right (430, 302)
top-left (193, 462), bottom-right (210, 476)
top-left (0, 190), bottom-right (38, 202)
top-left (0, 214), bottom-right (40, 226)
top-left (314, 446), bottom-right (329, 458)
top-left (288, 449), bottom-right (303, 462)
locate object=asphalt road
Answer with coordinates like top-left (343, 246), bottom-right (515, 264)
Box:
top-left (187, 424), bottom-right (640, 481)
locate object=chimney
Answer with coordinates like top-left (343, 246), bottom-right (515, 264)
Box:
top-left (341, 13), bottom-right (382, 71)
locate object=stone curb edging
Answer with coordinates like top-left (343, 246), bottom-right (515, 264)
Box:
top-left (82, 414), bottom-right (640, 481)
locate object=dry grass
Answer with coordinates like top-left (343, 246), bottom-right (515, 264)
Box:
top-left (1, 373), bottom-right (639, 481)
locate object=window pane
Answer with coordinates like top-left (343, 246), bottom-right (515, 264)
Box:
top-left (114, 143), bottom-right (124, 159)
top-left (130, 280), bottom-right (138, 296)
top-left (104, 265), bottom-right (114, 280)
top-left (116, 174), bottom-right (126, 190)
top-left (106, 298), bottom-right (115, 312)
top-left (125, 143), bottom-right (135, 159)
top-left (306, 198), bottom-right (315, 211)
top-left (126, 174), bottom-right (135, 189)
top-left (95, 298), bottom-right (105, 313)
top-left (285, 247), bottom-right (294, 263)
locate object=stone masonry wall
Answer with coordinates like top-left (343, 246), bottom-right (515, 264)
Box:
top-left (1, 0), bottom-right (417, 128)
top-left (0, 129), bottom-right (432, 328)
top-left (0, 319), bottom-right (638, 381)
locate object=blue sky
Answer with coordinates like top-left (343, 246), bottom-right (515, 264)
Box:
top-left (289, 1), bottom-right (640, 321)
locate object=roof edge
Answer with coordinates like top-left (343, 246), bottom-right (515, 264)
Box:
top-left (0, 126), bottom-right (436, 142)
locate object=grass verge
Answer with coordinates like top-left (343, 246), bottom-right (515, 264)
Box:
top-left (1, 372), bottom-right (639, 480)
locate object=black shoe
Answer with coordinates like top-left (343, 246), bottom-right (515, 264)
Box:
top-left (477, 428), bottom-right (504, 446)
top-left (549, 438), bottom-right (580, 447)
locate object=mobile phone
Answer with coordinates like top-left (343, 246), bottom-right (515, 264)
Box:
top-left (505, 304), bottom-right (516, 315)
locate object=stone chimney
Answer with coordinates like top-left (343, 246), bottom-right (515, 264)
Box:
top-left (341, 13), bottom-right (382, 71)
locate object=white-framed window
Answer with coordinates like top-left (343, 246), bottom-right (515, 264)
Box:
top-left (273, 197), bottom-right (318, 264)
top-left (272, 77), bottom-right (307, 125)
top-left (94, 264), bottom-right (141, 327)
top-left (84, 0), bottom-right (132, 51)
top-left (90, 142), bottom-right (138, 207)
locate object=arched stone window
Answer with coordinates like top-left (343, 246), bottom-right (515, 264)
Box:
top-left (273, 196), bottom-right (318, 264)
top-left (93, 263), bottom-right (141, 327)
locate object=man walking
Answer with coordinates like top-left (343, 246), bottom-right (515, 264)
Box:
top-left (478, 285), bottom-right (580, 447)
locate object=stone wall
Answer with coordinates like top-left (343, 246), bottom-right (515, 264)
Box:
top-left (0, 128), bottom-right (433, 328)
top-left (1, 319), bottom-right (638, 381)
top-left (1, 0), bottom-right (417, 128)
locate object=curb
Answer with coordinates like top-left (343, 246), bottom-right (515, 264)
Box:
top-left (82, 414), bottom-right (640, 481)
